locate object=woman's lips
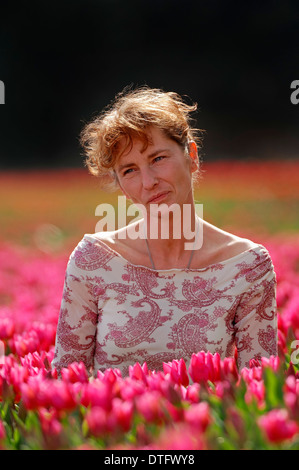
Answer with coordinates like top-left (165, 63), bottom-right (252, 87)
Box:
top-left (147, 191), bottom-right (170, 203)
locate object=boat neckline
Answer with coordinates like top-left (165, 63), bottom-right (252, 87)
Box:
top-left (84, 233), bottom-right (264, 273)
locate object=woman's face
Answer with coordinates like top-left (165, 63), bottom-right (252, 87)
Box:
top-left (114, 126), bottom-right (198, 213)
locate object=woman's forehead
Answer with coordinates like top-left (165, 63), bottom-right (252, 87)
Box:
top-left (115, 126), bottom-right (174, 161)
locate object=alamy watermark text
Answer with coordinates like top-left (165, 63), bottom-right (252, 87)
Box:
top-left (95, 197), bottom-right (204, 250)
top-left (290, 80), bottom-right (299, 105)
top-left (0, 80), bottom-right (4, 104)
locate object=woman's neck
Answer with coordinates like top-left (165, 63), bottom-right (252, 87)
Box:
top-left (143, 203), bottom-right (199, 261)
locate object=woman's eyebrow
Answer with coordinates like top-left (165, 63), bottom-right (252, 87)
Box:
top-left (117, 162), bottom-right (135, 172)
top-left (147, 148), bottom-right (170, 159)
top-left (117, 149), bottom-right (170, 172)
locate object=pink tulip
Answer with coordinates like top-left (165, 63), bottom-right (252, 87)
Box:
top-left (97, 367), bottom-right (122, 385)
top-left (185, 383), bottom-right (201, 403)
top-left (258, 409), bottom-right (299, 444)
top-left (0, 236), bottom-right (299, 449)
top-left (0, 420), bottom-right (5, 441)
top-left (184, 402), bottom-right (211, 432)
top-left (163, 358), bottom-right (189, 387)
top-left (85, 402), bottom-right (128, 437)
top-left (245, 379), bottom-right (265, 407)
top-left (118, 377), bottom-right (145, 401)
top-left (20, 351), bottom-right (52, 379)
top-left (278, 329), bottom-right (287, 355)
top-left (277, 313), bottom-right (288, 336)
top-left (151, 423), bottom-right (206, 450)
top-left (215, 380), bottom-right (234, 400)
top-left (80, 379), bottom-right (112, 411)
top-left (188, 351), bottom-right (211, 383)
top-left (221, 356), bottom-right (239, 382)
top-left (129, 362), bottom-right (148, 383)
top-left (6, 363), bottom-right (30, 402)
top-left (85, 406), bottom-right (108, 437)
top-left (135, 390), bottom-right (165, 424)
top-left (261, 355), bottom-right (280, 372)
top-left (61, 362), bottom-right (89, 383)
top-left (22, 377), bottom-right (77, 411)
top-left (38, 408), bottom-right (62, 436)
top-left (21, 376), bottom-right (46, 410)
top-left (44, 380), bottom-right (77, 411)
top-left (212, 351), bottom-right (221, 381)
top-left (284, 375), bottom-right (299, 419)
top-left (241, 366), bottom-right (262, 382)
top-left (188, 351), bottom-right (221, 384)
top-left (0, 318), bottom-right (14, 340)
top-left (111, 398), bottom-right (133, 432)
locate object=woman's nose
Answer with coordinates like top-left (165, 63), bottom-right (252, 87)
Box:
top-left (141, 167), bottom-right (158, 189)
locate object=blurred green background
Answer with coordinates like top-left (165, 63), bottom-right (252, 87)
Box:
top-left (1, 1), bottom-right (298, 255)
top-left (1, 159), bottom-right (298, 253)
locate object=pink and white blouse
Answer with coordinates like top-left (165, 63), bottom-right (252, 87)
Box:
top-left (52, 234), bottom-right (277, 376)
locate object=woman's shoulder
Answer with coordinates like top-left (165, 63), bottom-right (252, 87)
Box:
top-left (198, 220), bottom-right (270, 267)
top-left (72, 225), bottom-right (148, 270)
top-left (66, 231), bottom-right (122, 272)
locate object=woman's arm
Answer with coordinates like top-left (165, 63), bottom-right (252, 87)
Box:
top-left (234, 256), bottom-right (277, 370)
top-left (52, 248), bottom-right (99, 376)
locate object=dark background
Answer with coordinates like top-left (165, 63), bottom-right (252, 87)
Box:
top-left (0, 0), bottom-right (298, 169)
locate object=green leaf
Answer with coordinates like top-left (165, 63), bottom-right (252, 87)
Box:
top-left (263, 366), bottom-right (284, 410)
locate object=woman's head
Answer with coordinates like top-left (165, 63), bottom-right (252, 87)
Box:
top-left (80, 86), bottom-right (204, 190)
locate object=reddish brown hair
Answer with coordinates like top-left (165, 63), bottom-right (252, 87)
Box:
top-left (80, 86), bottom-right (204, 190)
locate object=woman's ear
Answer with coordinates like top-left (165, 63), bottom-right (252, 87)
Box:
top-left (188, 141), bottom-right (199, 172)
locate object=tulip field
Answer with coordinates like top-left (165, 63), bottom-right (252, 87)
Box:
top-left (1, 160), bottom-right (299, 450)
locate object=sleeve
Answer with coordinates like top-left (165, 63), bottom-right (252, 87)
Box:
top-left (233, 253), bottom-right (278, 370)
top-left (51, 243), bottom-right (99, 376)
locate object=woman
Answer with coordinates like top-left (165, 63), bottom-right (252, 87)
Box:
top-left (52, 86), bottom-right (277, 376)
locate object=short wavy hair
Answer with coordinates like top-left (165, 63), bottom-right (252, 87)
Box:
top-left (80, 86), bottom-right (204, 190)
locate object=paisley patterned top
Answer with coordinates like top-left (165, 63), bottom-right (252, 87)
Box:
top-left (52, 234), bottom-right (277, 376)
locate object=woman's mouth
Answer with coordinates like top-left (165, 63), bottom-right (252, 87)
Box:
top-left (147, 191), bottom-right (170, 203)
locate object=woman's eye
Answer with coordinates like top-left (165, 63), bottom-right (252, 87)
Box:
top-left (154, 156), bottom-right (164, 163)
top-left (123, 168), bottom-right (134, 176)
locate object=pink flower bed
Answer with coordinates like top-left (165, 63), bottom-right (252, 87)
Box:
top-left (0, 237), bottom-right (299, 450)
